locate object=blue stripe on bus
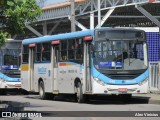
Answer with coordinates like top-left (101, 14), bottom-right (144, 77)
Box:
top-left (91, 59), bottom-right (149, 85)
top-left (0, 72), bottom-right (21, 82)
top-left (92, 66), bottom-right (148, 85)
top-left (22, 30), bottom-right (95, 44)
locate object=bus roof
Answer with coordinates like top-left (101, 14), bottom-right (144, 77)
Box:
top-left (22, 29), bottom-right (94, 45)
top-left (22, 28), bottom-right (145, 45)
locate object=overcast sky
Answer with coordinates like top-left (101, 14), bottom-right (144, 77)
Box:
top-left (36, 0), bottom-right (69, 7)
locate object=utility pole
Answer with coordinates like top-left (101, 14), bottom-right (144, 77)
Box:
top-left (98, 0), bottom-right (101, 28)
top-left (70, 0), bottom-right (76, 32)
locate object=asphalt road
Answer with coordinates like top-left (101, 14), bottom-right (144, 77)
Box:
top-left (0, 94), bottom-right (160, 120)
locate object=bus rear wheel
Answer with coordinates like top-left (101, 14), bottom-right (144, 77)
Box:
top-left (76, 82), bottom-right (85, 103)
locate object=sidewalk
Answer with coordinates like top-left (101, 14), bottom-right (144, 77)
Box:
top-left (132, 93), bottom-right (160, 105)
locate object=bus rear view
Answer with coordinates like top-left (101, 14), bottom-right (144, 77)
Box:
top-left (92, 28), bottom-right (148, 95)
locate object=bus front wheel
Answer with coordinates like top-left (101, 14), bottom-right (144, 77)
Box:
top-left (76, 82), bottom-right (85, 103)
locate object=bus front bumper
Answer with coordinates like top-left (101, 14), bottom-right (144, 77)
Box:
top-left (0, 81), bottom-right (21, 89)
top-left (92, 80), bottom-right (148, 94)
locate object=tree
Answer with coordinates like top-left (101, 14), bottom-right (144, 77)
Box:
top-left (0, 32), bottom-right (7, 46)
top-left (4, 0), bottom-right (42, 35)
top-left (0, 0), bottom-right (42, 46)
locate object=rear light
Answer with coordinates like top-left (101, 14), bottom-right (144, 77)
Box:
top-left (84, 36), bottom-right (92, 41)
top-left (52, 40), bottom-right (60, 45)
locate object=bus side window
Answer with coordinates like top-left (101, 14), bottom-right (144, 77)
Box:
top-left (59, 39), bottom-right (83, 62)
top-left (22, 45), bottom-right (29, 63)
top-left (68, 39), bottom-right (75, 60)
top-left (36, 54), bottom-right (41, 62)
top-left (60, 40), bottom-right (67, 61)
top-left (35, 44), bottom-right (41, 62)
top-left (75, 38), bottom-right (83, 60)
top-left (42, 42), bottom-right (51, 62)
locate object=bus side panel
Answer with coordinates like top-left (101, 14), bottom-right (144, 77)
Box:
top-left (58, 65), bottom-right (75, 93)
top-left (34, 63), bottom-right (52, 93)
top-left (21, 64), bottom-right (30, 91)
top-left (57, 62), bottom-right (83, 94)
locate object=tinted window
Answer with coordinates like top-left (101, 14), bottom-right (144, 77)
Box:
top-left (59, 38), bottom-right (83, 62)
top-left (35, 44), bottom-right (41, 62)
top-left (22, 45), bottom-right (29, 63)
top-left (42, 43), bottom-right (51, 62)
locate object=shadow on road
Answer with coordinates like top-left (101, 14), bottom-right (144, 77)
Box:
top-left (1, 94), bottom-right (150, 106)
top-left (24, 94), bottom-right (150, 105)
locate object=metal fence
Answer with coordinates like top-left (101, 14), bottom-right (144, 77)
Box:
top-left (149, 62), bottom-right (160, 92)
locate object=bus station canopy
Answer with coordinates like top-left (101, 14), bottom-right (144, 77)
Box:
top-left (18, 0), bottom-right (160, 39)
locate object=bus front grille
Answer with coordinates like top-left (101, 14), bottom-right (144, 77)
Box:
top-left (107, 74), bottom-right (140, 80)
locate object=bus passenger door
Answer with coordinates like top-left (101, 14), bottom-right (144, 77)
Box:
top-left (84, 39), bottom-right (92, 93)
top-left (51, 41), bottom-right (60, 93)
top-left (29, 45), bottom-right (35, 91)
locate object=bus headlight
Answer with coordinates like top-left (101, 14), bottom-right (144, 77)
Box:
top-left (93, 77), bottom-right (106, 86)
top-left (138, 77), bottom-right (148, 86)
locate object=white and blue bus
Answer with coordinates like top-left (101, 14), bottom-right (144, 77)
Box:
top-left (21, 28), bottom-right (148, 102)
top-left (0, 40), bottom-right (21, 94)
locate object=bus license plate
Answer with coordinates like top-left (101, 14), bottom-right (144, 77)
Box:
top-left (118, 88), bottom-right (128, 92)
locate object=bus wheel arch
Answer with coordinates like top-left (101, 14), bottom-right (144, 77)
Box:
top-left (74, 78), bottom-right (81, 89)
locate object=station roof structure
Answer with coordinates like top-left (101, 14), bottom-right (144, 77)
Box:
top-left (17, 0), bottom-right (160, 39)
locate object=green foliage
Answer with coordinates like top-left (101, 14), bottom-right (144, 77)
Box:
top-left (3, 0), bottom-right (42, 35)
top-left (0, 32), bottom-right (8, 46)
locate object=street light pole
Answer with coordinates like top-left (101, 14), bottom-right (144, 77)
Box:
top-left (98, 0), bottom-right (101, 28)
top-left (70, 0), bottom-right (76, 32)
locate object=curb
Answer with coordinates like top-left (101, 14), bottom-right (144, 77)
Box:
top-left (148, 99), bottom-right (160, 105)
top-left (132, 94), bottom-right (160, 105)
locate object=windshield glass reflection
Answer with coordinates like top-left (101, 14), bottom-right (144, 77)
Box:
top-left (94, 40), bottom-right (147, 70)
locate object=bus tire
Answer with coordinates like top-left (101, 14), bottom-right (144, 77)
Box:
top-left (76, 82), bottom-right (85, 103)
top-left (39, 81), bottom-right (46, 100)
top-left (39, 81), bottom-right (54, 100)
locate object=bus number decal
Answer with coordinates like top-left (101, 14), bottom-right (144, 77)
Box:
top-left (59, 70), bottom-right (66, 74)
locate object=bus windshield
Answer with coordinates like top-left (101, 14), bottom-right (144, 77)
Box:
top-left (94, 30), bottom-right (148, 71)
